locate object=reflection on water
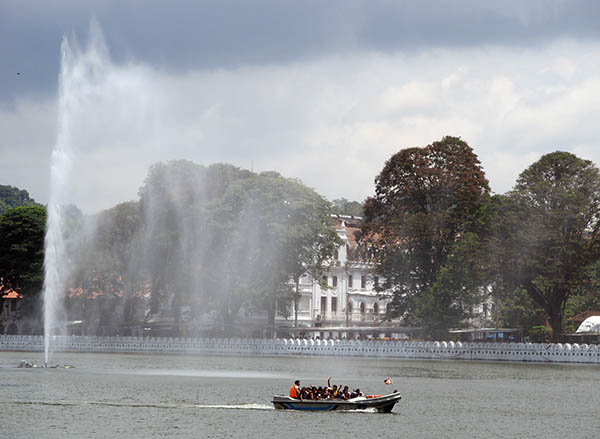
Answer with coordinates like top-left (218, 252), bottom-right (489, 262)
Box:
top-left (1, 352), bottom-right (599, 439)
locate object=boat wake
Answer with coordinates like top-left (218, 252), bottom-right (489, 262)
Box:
top-left (193, 403), bottom-right (274, 411)
top-left (6, 400), bottom-right (273, 411)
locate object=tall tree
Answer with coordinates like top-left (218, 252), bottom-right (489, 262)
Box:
top-left (0, 205), bottom-right (46, 317)
top-left (91, 201), bottom-right (142, 328)
top-left (0, 185), bottom-right (40, 215)
top-left (137, 161), bottom-right (254, 332)
top-left (219, 171), bottom-right (341, 336)
top-left (499, 151), bottom-right (600, 341)
top-left (360, 136), bottom-right (489, 335)
top-left (331, 198), bottom-right (364, 217)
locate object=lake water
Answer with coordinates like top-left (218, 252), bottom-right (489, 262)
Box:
top-left (1, 351), bottom-right (598, 438)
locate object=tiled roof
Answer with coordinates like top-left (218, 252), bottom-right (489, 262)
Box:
top-left (68, 283), bottom-right (151, 299)
top-left (345, 227), bottom-right (361, 248)
top-left (1, 288), bottom-right (23, 299)
top-left (332, 215), bottom-right (363, 248)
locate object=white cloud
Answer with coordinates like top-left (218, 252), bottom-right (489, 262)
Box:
top-left (1, 39), bottom-right (600, 212)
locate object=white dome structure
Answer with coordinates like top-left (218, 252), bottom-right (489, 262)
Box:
top-left (576, 316), bottom-right (600, 333)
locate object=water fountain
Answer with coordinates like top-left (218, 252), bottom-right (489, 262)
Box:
top-left (43, 24), bottom-right (108, 365)
top-left (43, 38), bottom-right (73, 366)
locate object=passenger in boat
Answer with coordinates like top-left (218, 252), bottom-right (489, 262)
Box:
top-left (301, 387), bottom-right (313, 400)
top-left (340, 386), bottom-right (350, 400)
top-left (290, 380), bottom-right (302, 400)
top-left (330, 385), bottom-right (339, 399)
top-left (311, 386), bottom-right (318, 400)
top-left (315, 387), bottom-right (323, 400)
top-left (350, 388), bottom-right (363, 398)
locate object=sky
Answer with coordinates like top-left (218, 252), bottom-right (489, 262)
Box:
top-left (1, 0), bottom-right (600, 212)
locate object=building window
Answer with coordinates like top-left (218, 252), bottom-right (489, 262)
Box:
top-left (373, 303), bottom-right (379, 315)
top-left (360, 302), bottom-right (366, 315)
top-left (322, 275), bottom-right (328, 285)
top-left (321, 296), bottom-right (327, 313)
top-left (332, 276), bottom-right (338, 287)
top-left (348, 301), bottom-right (352, 313)
top-left (348, 274), bottom-right (353, 288)
top-left (374, 276), bottom-right (379, 289)
top-left (334, 248), bottom-right (339, 260)
top-left (331, 297), bottom-right (337, 313)
top-left (361, 275), bottom-right (366, 289)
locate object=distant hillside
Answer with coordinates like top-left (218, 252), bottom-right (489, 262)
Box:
top-left (0, 185), bottom-right (40, 215)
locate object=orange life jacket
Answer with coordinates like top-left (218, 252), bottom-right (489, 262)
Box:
top-left (289, 385), bottom-right (299, 398)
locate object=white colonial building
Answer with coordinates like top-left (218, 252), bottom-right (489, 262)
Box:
top-left (281, 215), bottom-right (394, 338)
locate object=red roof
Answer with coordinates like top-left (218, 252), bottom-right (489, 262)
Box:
top-left (345, 227), bottom-right (361, 248)
top-left (1, 289), bottom-right (23, 299)
top-left (332, 216), bottom-right (363, 248)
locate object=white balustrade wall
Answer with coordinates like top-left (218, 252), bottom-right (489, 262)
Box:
top-left (1, 335), bottom-right (598, 364)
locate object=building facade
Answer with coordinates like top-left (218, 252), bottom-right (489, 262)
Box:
top-left (283, 215), bottom-right (392, 337)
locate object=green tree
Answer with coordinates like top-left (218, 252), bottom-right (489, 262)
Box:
top-left (0, 205), bottom-right (46, 317)
top-left (138, 161), bottom-right (254, 332)
top-left (0, 185), bottom-right (40, 215)
top-left (360, 136), bottom-right (490, 336)
top-left (331, 198), bottom-right (364, 217)
top-left (499, 151), bottom-right (600, 341)
top-left (498, 287), bottom-right (545, 331)
top-left (219, 171), bottom-right (341, 336)
top-left (418, 230), bottom-right (488, 338)
top-left (82, 201), bottom-right (143, 330)
top-left (286, 196), bottom-right (341, 328)
top-left (563, 260), bottom-right (600, 333)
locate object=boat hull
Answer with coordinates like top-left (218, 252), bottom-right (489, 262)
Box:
top-left (272, 392), bottom-right (401, 413)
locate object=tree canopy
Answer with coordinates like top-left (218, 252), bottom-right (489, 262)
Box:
top-left (50, 161), bottom-right (342, 336)
top-left (495, 151), bottom-right (600, 341)
top-left (360, 136), bottom-right (490, 336)
top-left (5, 145), bottom-right (600, 341)
top-left (331, 198), bottom-right (364, 217)
top-left (0, 185), bottom-right (40, 215)
top-left (0, 205), bottom-right (46, 317)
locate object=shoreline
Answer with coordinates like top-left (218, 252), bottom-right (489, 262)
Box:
top-left (1, 334), bottom-right (599, 365)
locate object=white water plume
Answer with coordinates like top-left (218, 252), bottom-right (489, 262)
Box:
top-left (43, 22), bottom-right (129, 363)
top-left (40, 20), bottom-right (333, 346)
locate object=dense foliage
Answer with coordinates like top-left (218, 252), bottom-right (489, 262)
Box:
top-left (0, 185), bottom-right (40, 215)
top-left (493, 152), bottom-right (600, 341)
top-left (3, 145), bottom-right (600, 341)
top-left (331, 198), bottom-right (364, 217)
top-left (360, 143), bottom-right (600, 340)
top-left (61, 161), bottom-right (340, 336)
top-left (360, 136), bottom-right (490, 337)
top-left (0, 205), bottom-right (46, 317)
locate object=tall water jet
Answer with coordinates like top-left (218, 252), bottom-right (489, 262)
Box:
top-left (43, 24), bottom-right (110, 364)
top-left (43, 37), bottom-right (75, 364)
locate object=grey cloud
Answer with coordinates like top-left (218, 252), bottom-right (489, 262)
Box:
top-left (4, 37), bottom-right (600, 212)
top-left (2, 0), bottom-right (600, 101)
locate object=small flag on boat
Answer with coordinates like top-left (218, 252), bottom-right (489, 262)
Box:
top-left (384, 377), bottom-right (392, 385)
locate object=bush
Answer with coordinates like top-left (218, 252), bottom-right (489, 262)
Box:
top-left (528, 325), bottom-right (552, 343)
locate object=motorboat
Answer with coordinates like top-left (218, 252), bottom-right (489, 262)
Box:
top-left (272, 391), bottom-right (401, 412)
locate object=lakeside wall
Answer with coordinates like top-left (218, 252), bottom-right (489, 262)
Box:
top-left (1, 335), bottom-right (599, 364)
